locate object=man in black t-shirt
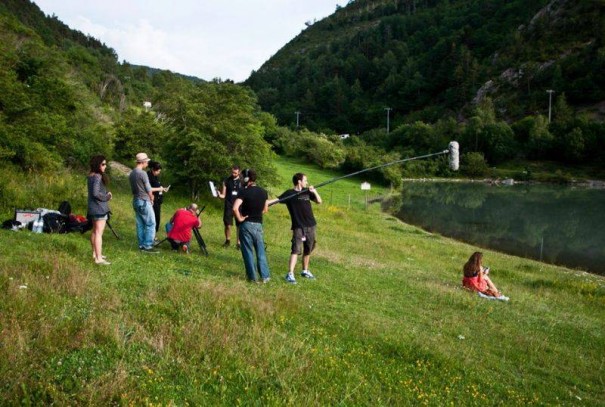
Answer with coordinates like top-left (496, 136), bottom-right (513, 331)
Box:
top-left (269, 172), bottom-right (322, 284)
top-left (147, 161), bottom-right (169, 234)
top-left (217, 165), bottom-right (242, 248)
top-left (232, 169), bottom-right (271, 283)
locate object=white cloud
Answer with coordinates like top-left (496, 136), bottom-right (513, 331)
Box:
top-left (34, 0), bottom-right (347, 81)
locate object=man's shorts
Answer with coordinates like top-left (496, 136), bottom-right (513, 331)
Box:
top-left (291, 226), bottom-right (316, 256)
top-left (223, 204), bottom-right (234, 226)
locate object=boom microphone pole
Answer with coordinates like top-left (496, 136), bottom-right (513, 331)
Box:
top-left (270, 141), bottom-right (460, 206)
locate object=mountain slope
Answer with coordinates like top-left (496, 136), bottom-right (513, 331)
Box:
top-left (245, 0), bottom-right (605, 133)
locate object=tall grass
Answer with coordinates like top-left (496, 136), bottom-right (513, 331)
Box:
top-left (0, 158), bottom-right (603, 405)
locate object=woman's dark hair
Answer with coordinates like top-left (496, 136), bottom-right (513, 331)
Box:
top-left (89, 155), bottom-right (109, 185)
top-left (463, 251), bottom-right (483, 277)
top-left (149, 161), bottom-right (162, 171)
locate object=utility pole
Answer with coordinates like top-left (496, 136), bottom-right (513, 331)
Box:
top-left (385, 107), bottom-right (392, 134)
top-left (294, 111), bottom-right (300, 129)
top-left (546, 89), bottom-right (555, 123)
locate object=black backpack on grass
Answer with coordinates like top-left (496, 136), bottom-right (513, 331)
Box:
top-left (42, 213), bottom-right (67, 234)
top-left (58, 201), bottom-right (71, 216)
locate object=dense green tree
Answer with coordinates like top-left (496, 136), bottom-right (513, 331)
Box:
top-left (160, 82), bottom-right (277, 196)
top-left (461, 152), bottom-right (489, 177)
top-left (275, 129), bottom-right (346, 169)
top-left (342, 139), bottom-right (403, 186)
top-left (481, 122), bottom-right (517, 164)
top-left (561, 127), bottom-right (586, 163)
top-left (113, 109), bottom-right (169, 161)
top-left (525, 115), bottom-right (553, 160)
top-left (553, 93), bottom-right (573, 124)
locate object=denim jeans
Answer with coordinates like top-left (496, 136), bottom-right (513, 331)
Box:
top-left (133, 198), bottom-right (156, 249)
top-left (239, 221), bottom-right (270, 281)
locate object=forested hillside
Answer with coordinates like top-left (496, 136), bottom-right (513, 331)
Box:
top-left (0, 0), bottom-right (277, 198)
top-left (1, 0), bottom-right (603, 197)
top-left (246, 0), bottom-right (604, 132)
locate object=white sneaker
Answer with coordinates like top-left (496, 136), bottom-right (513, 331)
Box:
top-left (285, 274), bottom-right (297, 284)
top-left (301, 270), bottom-right (315, 279)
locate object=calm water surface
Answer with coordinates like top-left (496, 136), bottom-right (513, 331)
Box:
top-left (395, 182), bottom-right (605, 275)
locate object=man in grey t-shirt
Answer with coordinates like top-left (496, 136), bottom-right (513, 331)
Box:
top-left (129, 152), bottom-right (157, 252)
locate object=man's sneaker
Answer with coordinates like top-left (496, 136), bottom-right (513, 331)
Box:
top-left (140, 247), bottom-right (159, 254)
top-left (94, 259), bottom-right (111, 265)
top-left (181, 244), bottom-right (189, 254)
top-left (235, 243), bottom-right (241, 250)
top-left (262, 277), bottom-right (270, 284)
top-left (301, 270), bottom-right (315, 279)
top-left (222, 240), bottom-right (231, 248)
top-left (285, 274), bottom-right (297, 284)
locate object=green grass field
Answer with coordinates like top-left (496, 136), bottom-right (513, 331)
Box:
top-left (0, 157), bottom-right (603, 405)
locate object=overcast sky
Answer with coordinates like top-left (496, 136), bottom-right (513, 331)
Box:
top-left (33, 0), bottom-right (347, 82)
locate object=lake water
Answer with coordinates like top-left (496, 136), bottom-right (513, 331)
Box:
top-left (394, 182), bottom-right (605, 275)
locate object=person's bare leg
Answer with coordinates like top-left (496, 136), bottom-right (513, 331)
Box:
top-left (288, 253), bottom-right (298, 274)
top-left (224, 224), bottom-right (231, 242)
top-left (484, 275), bottom-right (500, 296)
top-left (302, 254), bottom-right (311, 271)
top-left (92, 220), bottom-right (106, 261)
top-left (90, 223), bottom-right (96, 259)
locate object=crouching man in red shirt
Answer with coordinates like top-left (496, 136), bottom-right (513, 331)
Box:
top-left (167, 203), bottom-right (201, 253)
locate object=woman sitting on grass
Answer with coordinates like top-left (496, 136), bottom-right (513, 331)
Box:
top-left (462, 252), bottom-right (508, 300)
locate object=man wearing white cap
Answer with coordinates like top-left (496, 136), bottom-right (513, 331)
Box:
top-left (129, 152), bottom-right (157, 252)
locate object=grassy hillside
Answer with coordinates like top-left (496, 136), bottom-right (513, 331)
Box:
top-left (0, 157), bottom-right (603, 404)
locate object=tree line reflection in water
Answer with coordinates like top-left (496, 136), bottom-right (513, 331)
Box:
top-left (394, 182), bottom-right (605, 275)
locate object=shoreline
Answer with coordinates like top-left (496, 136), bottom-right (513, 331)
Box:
top-left (401, 177), bottom-right (605, 188)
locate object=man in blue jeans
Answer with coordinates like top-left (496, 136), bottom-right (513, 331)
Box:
top-left (232, 169), bottom-right (271, 283)
top-left (129, 152), bottom-right (157, 253)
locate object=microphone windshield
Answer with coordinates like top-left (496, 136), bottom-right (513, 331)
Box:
top-left (448, 141), bottom-right (459, 171)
